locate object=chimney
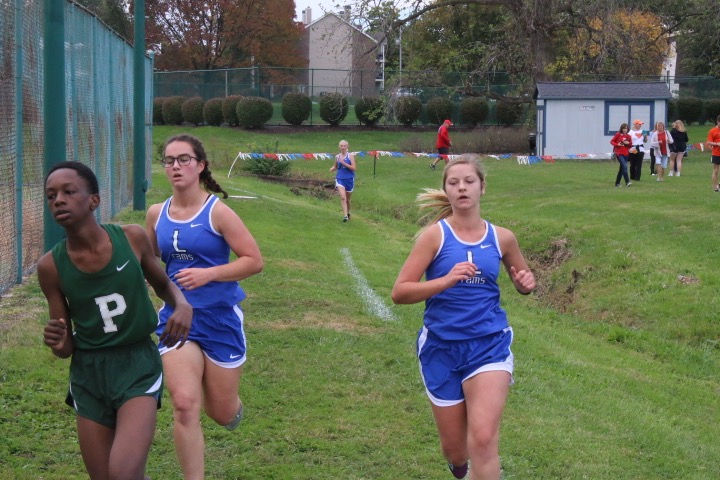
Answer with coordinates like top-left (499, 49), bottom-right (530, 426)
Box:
top-left (303, 7), bottom-right (312, 24)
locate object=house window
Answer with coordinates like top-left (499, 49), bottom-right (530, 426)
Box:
top-left (605, 101), bottom-right (654, 135)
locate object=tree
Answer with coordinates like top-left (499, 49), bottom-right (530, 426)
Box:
top-left (546, 10), bottom-right (670, 79)
top-left (675, 1), bottom-right (720, 77)
top-left (76, 0), bottom-right (133, 40)
top-left (144, 0), bottom-right (304, 71)
top-left (353, 0), bottom-right (713, 99)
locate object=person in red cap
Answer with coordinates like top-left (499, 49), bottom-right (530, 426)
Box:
top-left (628, 119), bottom-right (647, 181)
top-left (430, 119), bottom-right (453, 170)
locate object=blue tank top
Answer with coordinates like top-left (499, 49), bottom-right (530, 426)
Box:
top-left (424, 219), bottom-right (508, 340)
top-left (335, 153), bottom-right (355, 180)
top-left (155, 195), bottom-right (245, 309)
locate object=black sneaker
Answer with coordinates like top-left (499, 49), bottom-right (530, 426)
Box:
top-left (343, 215), bottom-right (349, 222)
top-left (347, 213), bottom-right (351, 220)
top-left (448, 462), bottom-right (468, 479)
top-left (430, 163), bottom-right (436, 170)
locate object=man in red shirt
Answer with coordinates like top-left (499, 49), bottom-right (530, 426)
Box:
top-left (430, 119), bottom-right (453, 170)
top-left (708, 115), bottom-right (720, 192)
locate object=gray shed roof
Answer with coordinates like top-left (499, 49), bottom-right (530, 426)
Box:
top-left (535, 81), bottom-right (672, 100)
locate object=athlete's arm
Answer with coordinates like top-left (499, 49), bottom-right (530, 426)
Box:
top-left (37, 253), bottom-right (74, 358)
top-left (497, 226), bottom-right (536, 295)
top-left (123, 224), bottom-right (193, 347)
top-left (345, 153), bottom-right (357, 171)
top-left (144, 203), bottom-right (162, 258)
top-left (391, 223), bottom-right (476, 304)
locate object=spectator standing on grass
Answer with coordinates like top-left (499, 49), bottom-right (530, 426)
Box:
top-left (430, 119), bottom-right (453, 170)
top-left (38, 161), bottom-right (192, 480)
top-left (329, 139), bottom-right (356, 222)
top-left (650, 121), bottom-right (674, 182)
top-left (669, 120), bottom-right (689, 177)
top-left (146, 134), bottom-right (264, 479)
top-left (610, 123), bottom-right (632, 187)
top-left (392, 154), bottom-right (536, 480)
top-left (708, 115), bottom-right (720, 192)
top-left (648, 122), bottom-right (658, 177)
top-left (628, 119), bottom-right (647, 181)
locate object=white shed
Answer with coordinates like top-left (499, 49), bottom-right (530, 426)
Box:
top-left (533, 82), bottom-right (673, 157)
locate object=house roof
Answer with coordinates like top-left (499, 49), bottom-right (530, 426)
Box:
top-left (535, 81), bottom-right (672, 100)
top-left (304, 12), bottom-right (378, 44)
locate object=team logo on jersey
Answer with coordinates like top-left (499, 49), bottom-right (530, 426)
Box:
top-left (171, 229), bottom-right (194, 261)
top-left (95, 293), bottom-right (126, 333)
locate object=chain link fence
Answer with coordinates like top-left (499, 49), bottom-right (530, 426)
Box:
top-left (0, 0), bottom-right (153, 295)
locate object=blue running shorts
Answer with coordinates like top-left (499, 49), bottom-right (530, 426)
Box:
top-left (417, 326), bottom-right (514, 407)
top-left (157, 304), bottom-right (247, 368)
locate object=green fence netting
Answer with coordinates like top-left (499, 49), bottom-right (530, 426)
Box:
top-left (0, 0), bottom-right (153, 295)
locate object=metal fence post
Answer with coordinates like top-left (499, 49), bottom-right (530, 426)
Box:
top-left (133, 0), bottom-right (147, 210)
top-left (43, 0), bottom-right (66, 251)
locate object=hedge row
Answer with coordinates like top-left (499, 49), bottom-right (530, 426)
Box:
top-left (668, 97), bottom-right (720, 125)
top-left (152, 93), bottom-right (524, 127)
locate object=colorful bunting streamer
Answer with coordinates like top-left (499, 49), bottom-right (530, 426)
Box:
top-left (228, 142), bottom-right (710, 176)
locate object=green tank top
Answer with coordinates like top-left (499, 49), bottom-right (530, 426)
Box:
top-left (51, 224), bottom-right (157, 350)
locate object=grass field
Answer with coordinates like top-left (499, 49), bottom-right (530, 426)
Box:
top-left (1, 125), bottom-right (718, 479)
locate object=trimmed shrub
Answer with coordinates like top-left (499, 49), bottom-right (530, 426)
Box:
top-left (459, 97), bottom-right (489, 127)
top-left (319, 93), bottom-right (349, 125)
top-left (161, 96), bottom-right (186, 125)
top-left (237, 96), bottom-right (273, 128)
top-left (181, 96), bottom-right (205, 125)
top-left (354, 96), bottom-right (384, 126)
top-left (203, 98), bottom-right (225, 126)
top-left (282, 92), bottom-right (312, 126)
top-left (153, 97), bottom-right (165, 125)
top-left (426, 97), bottom-right (454, 125)
top-left (495, 101), bottom-right (524, 126)
top-left (394, 96), bottom-right (422, 126)
top-left (222, 95), bottom-right (243, 126)
top-left (703, 98), bottom-right (720, 124)
top-left (675, 96), bottom-right (703, 125)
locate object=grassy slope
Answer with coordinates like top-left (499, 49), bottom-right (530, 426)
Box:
top-left (0, 125), bottom-right (717, 479)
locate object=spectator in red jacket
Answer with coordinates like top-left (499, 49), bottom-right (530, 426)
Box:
top-left (430, 119), bottom-right (453, 170)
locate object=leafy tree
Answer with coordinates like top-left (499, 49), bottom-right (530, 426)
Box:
top-left (144, 0), bottom-right (304, 70)
top-left (77, 0), bottom-right (133, 40)
top-left (354, 0), bottom-right (712, 99)
top-left (675, 1), bottom-right (720, 77)
top-left (546, 10), bottom-right (670, 79)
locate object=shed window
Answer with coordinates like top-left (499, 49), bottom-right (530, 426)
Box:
top-left (605, 102), bottom-right (654, 135)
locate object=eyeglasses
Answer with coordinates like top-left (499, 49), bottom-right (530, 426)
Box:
top-left (161, 154), bottom-right (197, 167)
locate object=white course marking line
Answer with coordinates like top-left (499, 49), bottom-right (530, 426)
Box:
top-left (340, 247), bottom-right (396, 322)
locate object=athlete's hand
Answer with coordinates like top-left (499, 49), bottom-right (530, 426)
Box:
top-left (510, 266), bottom-right (536, 294)
top-left (443, 261), bottom-right (477, 287)
top-left (173, 268), bottom-right (212, 291)
top-left (159, 303), bottom-right (193, 349)
top-left (44, 318), bottom-right (68, 351)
